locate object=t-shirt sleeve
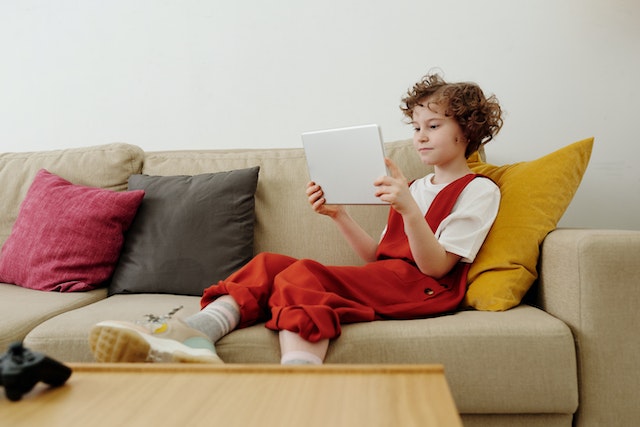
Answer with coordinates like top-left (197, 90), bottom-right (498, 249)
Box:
top-left (435, 177), bottom-right (500, 263)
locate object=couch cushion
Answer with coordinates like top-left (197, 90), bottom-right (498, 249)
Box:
top-left (142, 140), bottom-right (431, 266)
top-left (0, 170), bottom-right (145, 292)
top-left (323, 305), bottom-right (577, 415)
top-left (25, 299), bottom-right (576, 416)
top-left (0, 143), bottom-right (144, 248)
top-left (24, 294), bottom-right (204, 363)
top-left (108, 167), bottom-right (259, 296)
top-left (220, 306), bottom-right (577, 416)
top-left (0, 283), bottom-right (107, 352)
top-left (465, 138), bottom-right (593, 311)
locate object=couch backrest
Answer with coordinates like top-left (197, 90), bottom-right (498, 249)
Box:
top-left (143, 139), bottom-right (432, 265)
top-left (0, 143), bottom-right (144, 248)
top-left (0, 140), bottom-right (433, 265)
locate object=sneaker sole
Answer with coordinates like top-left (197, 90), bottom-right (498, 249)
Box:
top-left (89, 321), bottom-right (223, 364)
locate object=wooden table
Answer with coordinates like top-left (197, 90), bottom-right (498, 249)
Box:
top-left (1, 363), bottom-right (462, 427)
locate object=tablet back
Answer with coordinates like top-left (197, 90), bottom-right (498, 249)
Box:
top-left (302, 124), bottom-right (388, 205)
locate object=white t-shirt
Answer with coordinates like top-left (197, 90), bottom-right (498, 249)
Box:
top-left (382, 173), bottom-right (500, 263)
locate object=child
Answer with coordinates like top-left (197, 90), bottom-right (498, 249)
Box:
top-left (89, 72), bottom-right (503, 365)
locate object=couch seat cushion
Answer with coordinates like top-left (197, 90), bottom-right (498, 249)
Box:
top-left (324, 305), bottom-right (577, 415)
top-left (26, 299), bottom-right (576, 417)
top-left (0, 283), bottom-right (107, 351)
top-left (24, 294), bottom-right (204, 363)
top-left (220, 305), bottom-right (577, 416)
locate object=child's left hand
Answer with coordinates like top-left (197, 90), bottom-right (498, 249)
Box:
top-left (374, 158), bottom-right (415, 214)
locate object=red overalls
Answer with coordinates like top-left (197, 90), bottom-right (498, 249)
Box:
top-left (201, 174), bottom-right (479, 342)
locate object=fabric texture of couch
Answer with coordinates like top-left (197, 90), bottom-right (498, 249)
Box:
top-left (1, 142), bottom-right (638, 427)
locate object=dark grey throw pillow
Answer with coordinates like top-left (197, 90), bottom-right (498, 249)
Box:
top-left (108, 167), bottom-right (259, 296)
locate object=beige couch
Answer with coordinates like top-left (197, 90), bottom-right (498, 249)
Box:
top-left (1, 143), bottom-right (638, 426)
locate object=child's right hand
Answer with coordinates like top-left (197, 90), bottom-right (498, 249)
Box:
top-left (306, 181), bottom-right (344, 218)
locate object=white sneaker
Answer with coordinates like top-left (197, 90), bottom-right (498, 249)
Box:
top-left (89, 307), bottom-right (223, 364)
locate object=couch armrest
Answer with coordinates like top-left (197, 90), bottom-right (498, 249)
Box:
top-left (537, 228), bottom-right (640, 427)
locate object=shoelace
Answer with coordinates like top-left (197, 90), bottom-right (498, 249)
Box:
top-left (137, 305), bottom-right (184, 330)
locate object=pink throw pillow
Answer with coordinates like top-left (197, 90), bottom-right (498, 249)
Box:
top-left (0, 169), bottom-right (144, 292)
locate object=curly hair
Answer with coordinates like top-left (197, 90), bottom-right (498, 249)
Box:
top-left (400, 73), bottom-right (504, 157)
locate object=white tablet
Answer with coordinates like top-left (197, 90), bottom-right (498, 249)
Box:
top-left (302, 124), bottom-right (388, 205)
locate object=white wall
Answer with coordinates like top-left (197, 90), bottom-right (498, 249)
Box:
top-left (1, 0), bottom-right (638, 230)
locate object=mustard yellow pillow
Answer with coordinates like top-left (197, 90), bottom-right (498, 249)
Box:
top-left (464, 138), bottom-right (594, 311)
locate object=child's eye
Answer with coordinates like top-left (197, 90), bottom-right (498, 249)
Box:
top-left (413, 127), bottom-right (420, 132)
top-left (430, 124), bottom-right (439, 129)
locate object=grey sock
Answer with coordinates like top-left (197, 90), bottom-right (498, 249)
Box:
top-left (185, 299), bottom-right (240, 343)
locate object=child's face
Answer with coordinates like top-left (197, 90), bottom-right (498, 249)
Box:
top-left (411, 100), bottom-right (467, 167)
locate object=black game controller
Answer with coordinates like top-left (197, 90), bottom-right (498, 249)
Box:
top-left (0, 342), bottom-right (72, 401)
